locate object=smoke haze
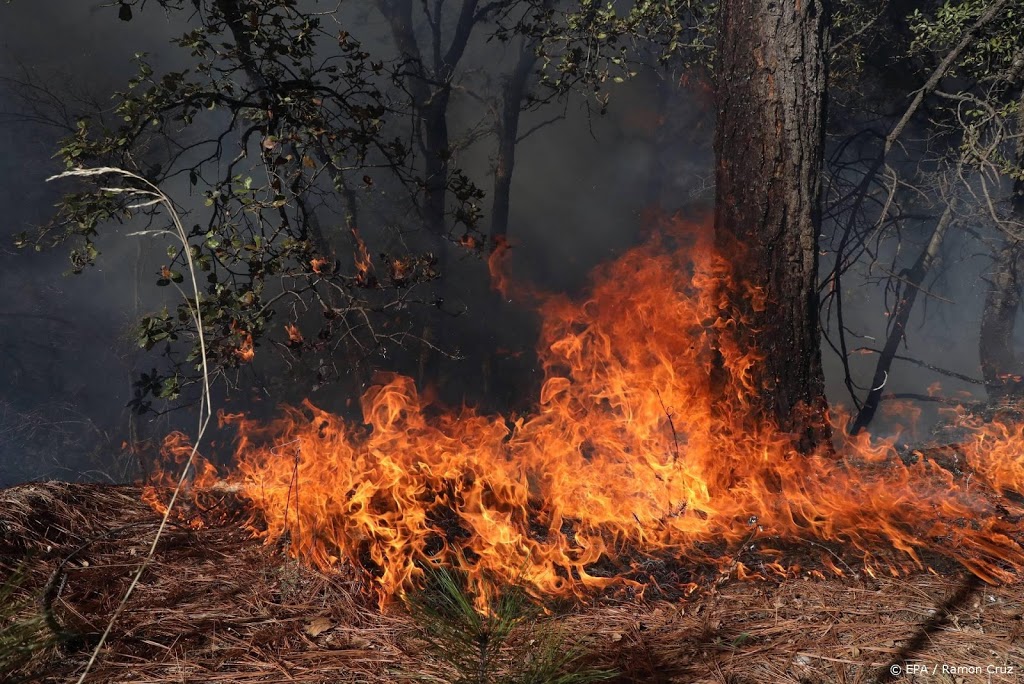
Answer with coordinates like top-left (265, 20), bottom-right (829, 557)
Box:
top-left (0, 1), bottom-right (999, 483)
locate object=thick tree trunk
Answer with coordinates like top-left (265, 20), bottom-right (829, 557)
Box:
top-left (713, 0), bottom-right (830, 449)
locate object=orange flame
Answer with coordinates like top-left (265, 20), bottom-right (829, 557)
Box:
top-left (488, 235), bottom-right (512, 299)
top-left (351, 228), bottom-right (373, 285)
top-left (149, 219), bottom-right (1024, 605)
top-left (285, 323), bottom-right (304, 346)
top-left (231, 321), bottom-right (255, 363)
top-left (142, 431), bottom-right (221, 528)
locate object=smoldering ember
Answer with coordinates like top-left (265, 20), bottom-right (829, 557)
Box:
top-left (3, 2), bottom-right (1024, 683)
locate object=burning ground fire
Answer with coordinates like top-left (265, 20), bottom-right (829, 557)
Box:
top-left (146, 219), bottom-right (1024, 606)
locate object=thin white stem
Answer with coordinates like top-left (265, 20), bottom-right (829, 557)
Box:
top-left (48, 167), bottom-right (213, 684)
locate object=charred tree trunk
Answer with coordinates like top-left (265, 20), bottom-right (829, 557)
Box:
top-left (380, 0), bottom-right (480, 240)
top-left (979, 239), bottom-right (1024, 405)
top-left (482, 37), bottom-right (541, 401)
top-left (379, 0), bottom-right (448, 239)
top-left (422, 96), bottom-right (453, 239)
top-left (979, 99), bottom-right (1024, 407)
top-left (713, 0), bottom-right (830, 449)
top-left (489, 44), bottom-right (537, 242)
top-left (850, 202), bottom-right (954, 434)
top-left (378, 0), bottom-right (481, 386)
top-left (488, 0), bottom-right (554, 242)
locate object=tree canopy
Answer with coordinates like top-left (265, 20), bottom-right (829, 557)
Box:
top-left (10, 0), bottom-right (1024, 441)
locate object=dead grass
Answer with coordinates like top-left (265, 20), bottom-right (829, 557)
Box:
top-left (2, 481), bottom-right (1022, 683)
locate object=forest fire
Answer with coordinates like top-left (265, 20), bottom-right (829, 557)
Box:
top-left (351, 227), bottom-right (374, 285)
top-left (146, 220), bottom-right (1024, 606)
top-left (232, 326), bottom-right (255, 363)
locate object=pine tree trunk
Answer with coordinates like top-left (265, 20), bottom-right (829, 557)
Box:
top-left (713, 0), bottom-right (830, 449)
top-left (489, 48), bottom-right (534, 243)
top-left (979, 239), bottom-right (1024, 405)
top-left (979, 98), bottom-right (1024, 407)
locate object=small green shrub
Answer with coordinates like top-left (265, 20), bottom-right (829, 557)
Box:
top-left (0, 567), bottom-right (55, 678)
top-left (405, 566), bottom-right (616, 684)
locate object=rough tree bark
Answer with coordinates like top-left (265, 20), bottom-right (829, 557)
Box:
top-left (713, 0), bottom-right (830, 449)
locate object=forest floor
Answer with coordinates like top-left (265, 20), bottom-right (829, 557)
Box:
top-left (1, 481), bottom-right (1022, 683)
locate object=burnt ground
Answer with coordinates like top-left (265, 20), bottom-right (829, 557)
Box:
top-left (1, 481), bottom-right (1023, 683)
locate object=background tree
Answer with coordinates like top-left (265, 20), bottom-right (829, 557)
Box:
top-left (905, 0), bottom-right (1024, 407)
top-left (817, 0), bottom-right (1021, 432)
top-left (26, 0), bottom-right (1020, 463)
top-left (16, 0), bottom-right (710, 419)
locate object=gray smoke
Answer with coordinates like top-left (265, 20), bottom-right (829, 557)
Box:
top-left (0, 1), bottom-right (995, 484)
